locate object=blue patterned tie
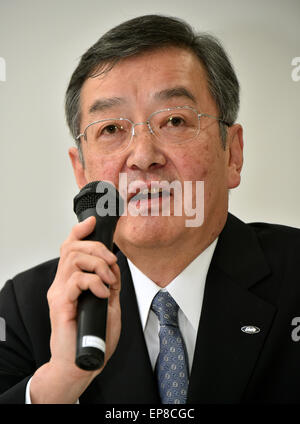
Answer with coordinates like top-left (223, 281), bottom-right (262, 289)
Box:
top-left (151, 291), bottom-right (189, 404)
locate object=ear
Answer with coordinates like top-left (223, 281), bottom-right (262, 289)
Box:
top-left (68, 147), bottom-right (88, 189)
top-left (226, 124), bottom-right (244, 189)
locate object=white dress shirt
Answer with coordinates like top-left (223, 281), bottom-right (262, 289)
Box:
top-left (25, 238), bottom-right (217, 403)
top-left (128, 238), bottom-right (218, 373)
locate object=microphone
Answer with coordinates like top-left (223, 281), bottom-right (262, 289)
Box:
top-left (73, 181), bottom-right (124, 371)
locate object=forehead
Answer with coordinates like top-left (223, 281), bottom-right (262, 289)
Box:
top-left (80, 47), bottom-right (213, 120)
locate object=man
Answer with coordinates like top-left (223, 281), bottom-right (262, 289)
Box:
top-left (0, 14), bottom-right (300, 404)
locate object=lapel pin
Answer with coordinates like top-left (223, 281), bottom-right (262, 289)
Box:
top-left (241, 325), bottom-right (261, 334)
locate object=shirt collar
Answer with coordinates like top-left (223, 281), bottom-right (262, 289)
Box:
top-left (127, 238), bottom-right (218, 331)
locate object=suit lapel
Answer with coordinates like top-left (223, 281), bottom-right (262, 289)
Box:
top-left (80, 252), bottom-right (160, 404)
top-left (81, 213), bottom-right (277, 404)
top-left (188, 213), bottom-right (277, 403)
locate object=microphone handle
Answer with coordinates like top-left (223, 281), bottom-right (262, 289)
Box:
top-left (75, 208), bottom-right (118, 371)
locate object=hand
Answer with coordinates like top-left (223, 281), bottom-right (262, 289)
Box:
top-left (30, 216), bottom-right (121, 403)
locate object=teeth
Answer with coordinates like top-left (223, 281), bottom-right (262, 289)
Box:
top-left (141, 187), bottom-right (162, 195)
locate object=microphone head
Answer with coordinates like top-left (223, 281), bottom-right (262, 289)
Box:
top-left (73, 181), bottom-right (124, 218)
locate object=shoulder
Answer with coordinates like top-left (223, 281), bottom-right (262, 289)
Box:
top-left (12, 257), bottom-right (59, 285)
top-left (249, 219), bottom-right (300, 239)
top-left (9, 258), bottom-right (59, 302)
top-left (228, 212), bottom-right (300, 248)
top-left (248, 220), bottom-right (300, 252)
top-left (224, 213), bottom-right (300, 274)
top-left (0, 258), bottom-right (59, 341)
top-left (244, 219), bottom-right (300, 274)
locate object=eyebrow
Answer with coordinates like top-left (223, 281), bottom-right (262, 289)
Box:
top-left (88, 97), bottom-right (125, 115)
top-left (154, 86), bottom-right (197, 104)
top-left (88, 86), bottom-right (197, 115)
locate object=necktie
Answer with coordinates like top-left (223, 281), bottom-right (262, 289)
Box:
top-left (151, 291), bottom-right (189, 404)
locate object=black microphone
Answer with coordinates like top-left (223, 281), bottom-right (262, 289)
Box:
top-left (73, 181), bottom-right (124, 371)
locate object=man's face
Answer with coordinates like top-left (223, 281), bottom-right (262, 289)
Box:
top-left (70, 46), bottom-right (243, 255)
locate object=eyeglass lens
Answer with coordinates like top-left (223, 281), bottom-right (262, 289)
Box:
top-left (84, 108), bottom-right (200, 154)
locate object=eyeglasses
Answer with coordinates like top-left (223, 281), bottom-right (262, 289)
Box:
top-left (76, 105), bottom-right (229, 155)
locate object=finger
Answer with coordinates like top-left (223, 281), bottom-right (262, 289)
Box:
top-left (67, 271), bottom-right (110, 303)
top-left (107, 263), bottom-right (121, 303)
top-left (67, 216), bottom-right (96, 242)
top-left (64, 240), bottom-right (117, 265)
top-left (66, 252), bottom-right (117, 286)
top-left (109, 263), bottom-right (121, 292)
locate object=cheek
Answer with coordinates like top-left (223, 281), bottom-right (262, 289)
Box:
top-left (83, 152), bottom-right (121, 185)
top-left (177, 143), bottom-right (212, 181)
top-left (178, 141), bottom-right (226, 207)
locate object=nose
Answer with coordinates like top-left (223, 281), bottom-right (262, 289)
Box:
top-left (126, 123), bottom-right (166, 171)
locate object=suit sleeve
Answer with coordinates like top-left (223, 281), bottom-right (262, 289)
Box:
top-left (0, 280), bottom-right (36, 403)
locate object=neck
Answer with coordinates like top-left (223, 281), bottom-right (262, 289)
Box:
top-left (118, 228), bottom-right (220, 287)
top-left (115, 209), bottom-right (228, 286)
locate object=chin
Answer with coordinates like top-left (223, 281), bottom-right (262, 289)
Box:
top-left (115, 215), bottom-right (186, 249)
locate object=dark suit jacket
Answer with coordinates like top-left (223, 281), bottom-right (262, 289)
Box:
top-left (1, 213), bottom-right (300, 404)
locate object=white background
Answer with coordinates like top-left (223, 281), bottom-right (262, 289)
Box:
top-left (0, 0), bottom-right (299, 288)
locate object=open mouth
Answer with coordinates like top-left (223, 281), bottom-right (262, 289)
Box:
top-left (130, 187), bottom-right (170, 203)
top-left (133, 187), bottom-right (161, 201)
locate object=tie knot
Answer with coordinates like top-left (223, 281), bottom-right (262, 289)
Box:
top-left (151, 291), bottom-right (179, 327)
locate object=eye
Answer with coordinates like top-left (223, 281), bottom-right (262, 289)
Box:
top-left (102, 124), bottom-right (122, 135)
top-left (166, 115), bottom-right (185, 127)
top-left (94, 122), bottom-right (127, 140)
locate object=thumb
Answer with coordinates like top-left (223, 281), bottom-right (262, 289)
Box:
top-left (68, 216), bottom-right (96, 242)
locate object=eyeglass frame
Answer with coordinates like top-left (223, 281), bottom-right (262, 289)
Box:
top-left (76, 105), bottom-right (230, 149)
